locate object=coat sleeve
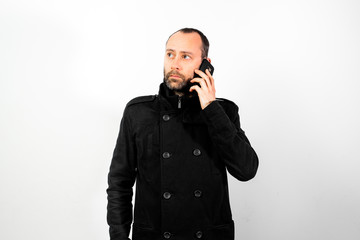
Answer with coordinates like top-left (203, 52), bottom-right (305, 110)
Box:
top-left (201, 100), bottom-right (259, 181)
top-left (107, 108), bottom-right (137, 240)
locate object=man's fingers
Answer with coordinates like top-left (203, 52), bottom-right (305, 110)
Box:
top-left (194, 69), bottom-right (210, 83)
top-left (193, 70), bottom-right (211, 88)
top-left (194, 69), bottom-right (214, 89)
top-left (194, 69), bottom-right (207, 79)
top-left (191, 77), bottom-right (209, 90)
top-left (205, 69), bottom-right (215, 88)
top-left (189, 84), bottom-right (202, 94)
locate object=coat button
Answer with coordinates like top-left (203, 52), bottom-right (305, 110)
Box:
top-left (163, 232), bottom-right (171, 239)
top-left (162, 152), bottom-right (171, 159)
top-left (162, 114), bottom-right (170, 121)
top-left (193, 149), bottom-right (201, 156)
top-left (194, 190), bottom-right (202, 198)
top-left (195, 231), bottom-right (203, 238)
top-left (163, 192), bottom-right (172, 199)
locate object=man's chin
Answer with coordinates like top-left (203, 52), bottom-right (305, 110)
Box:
top-left (165, 79), bottom-right (186, 91)
top-left (172, 84), bottom-right (193, 95)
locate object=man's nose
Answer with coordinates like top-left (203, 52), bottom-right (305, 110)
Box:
top-left (171, 57), bottom-right (182, 70)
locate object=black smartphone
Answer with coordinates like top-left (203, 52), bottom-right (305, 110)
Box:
top-left (183, 59), bottom-right (214, 95)
top-left (194, 58), bottom-right (214, 79)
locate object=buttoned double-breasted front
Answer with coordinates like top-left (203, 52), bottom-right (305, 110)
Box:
top-left (107, 83), bottom-right (259, 240)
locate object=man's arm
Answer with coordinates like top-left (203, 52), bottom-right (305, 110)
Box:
top-left (190, 68), bottom-right (259, 180)
top-left (107, 109), bottom-right (136, 240)
top-left (201, 100), bottom-right (259, 181)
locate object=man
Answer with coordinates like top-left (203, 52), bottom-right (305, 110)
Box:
top-left (107, 28), bottom-right (259, 240)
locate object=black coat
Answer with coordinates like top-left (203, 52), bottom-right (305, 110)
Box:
top-left (107, 83), bottom-right (259, 240)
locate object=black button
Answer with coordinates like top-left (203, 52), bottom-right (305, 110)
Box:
top-left (193, 149), bottom-right (201, 156)
top-left (163, 232), bottom-right (171, 239)
top-left (163, 192), bottom-right (172, 199)
top-left (163, 114), bottom-right (170, 121)
top-left (195, 231), bottom-right (203, 239)
top-left (194, 190), bottom-right (202, 198)
top-left (162, 152), bottom-right (171, 159)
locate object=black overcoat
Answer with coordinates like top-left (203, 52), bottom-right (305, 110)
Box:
top-left (107, 83), bottom-right (259, 240)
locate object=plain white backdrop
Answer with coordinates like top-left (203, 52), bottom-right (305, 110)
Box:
top-left (1, 0), bottom-right (359, 239)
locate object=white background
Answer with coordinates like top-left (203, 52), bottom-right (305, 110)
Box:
top-left (1, 0), bottom-right (359, 239)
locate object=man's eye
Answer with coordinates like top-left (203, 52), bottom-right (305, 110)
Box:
top-left (167, 53), bottom-right (174, 58)
top-left (183, 55), bottom-right (190, 59)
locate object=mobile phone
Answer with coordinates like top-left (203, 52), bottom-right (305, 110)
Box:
top-left (189, 59), bottom-right (214, 91)
top-left (194, 58), bottom-right (214, 79)
top-left (183, 59), bottom-right (214, 95)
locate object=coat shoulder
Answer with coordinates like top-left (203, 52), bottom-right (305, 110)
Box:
top-left (215, 97), bottom-right (238, 110)
top-left (126, 95), bottom-right (157, 108)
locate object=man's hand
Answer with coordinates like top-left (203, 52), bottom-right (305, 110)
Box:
top-left (190, 69), bottom-right (216, 110)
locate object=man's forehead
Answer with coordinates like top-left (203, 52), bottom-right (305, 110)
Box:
top-left (166, 32), bottom-right (202, 53)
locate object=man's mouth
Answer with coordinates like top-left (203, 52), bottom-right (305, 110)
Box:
top-left (170, 75), bottom-right (181, 78)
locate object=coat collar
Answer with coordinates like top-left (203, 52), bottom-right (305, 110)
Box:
top-left (158, 82), bottom-right (201, 111)
top-left (158, 82), bottom-right (204, 124)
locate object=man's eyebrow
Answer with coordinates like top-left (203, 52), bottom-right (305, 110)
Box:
top-left (166, 49), bottom-right (194, 55)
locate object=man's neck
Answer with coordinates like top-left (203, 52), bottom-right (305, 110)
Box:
top-left (174, 91), bottom-right (185, 97)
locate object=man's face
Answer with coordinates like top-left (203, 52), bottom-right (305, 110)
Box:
top-left (164, 32), bottom-right (203, 91)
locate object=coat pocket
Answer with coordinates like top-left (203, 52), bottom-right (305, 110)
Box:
top-left (208, 221), bottom-right (235, 240)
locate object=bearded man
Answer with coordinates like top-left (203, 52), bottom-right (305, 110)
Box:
top-left (107, 28), bottom-right (259, 240)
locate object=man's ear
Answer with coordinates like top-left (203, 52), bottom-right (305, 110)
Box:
top-left (207, 58), bottom-right (211, 63)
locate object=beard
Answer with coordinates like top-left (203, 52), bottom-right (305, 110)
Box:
top-left (163, 69), bottom-right (193, 92)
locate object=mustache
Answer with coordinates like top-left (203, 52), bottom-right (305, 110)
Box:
top-left (165, 70), bottom-right (186, 80)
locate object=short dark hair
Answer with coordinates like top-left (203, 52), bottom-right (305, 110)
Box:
top-left (167, 28), bottom-right (210, 59)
